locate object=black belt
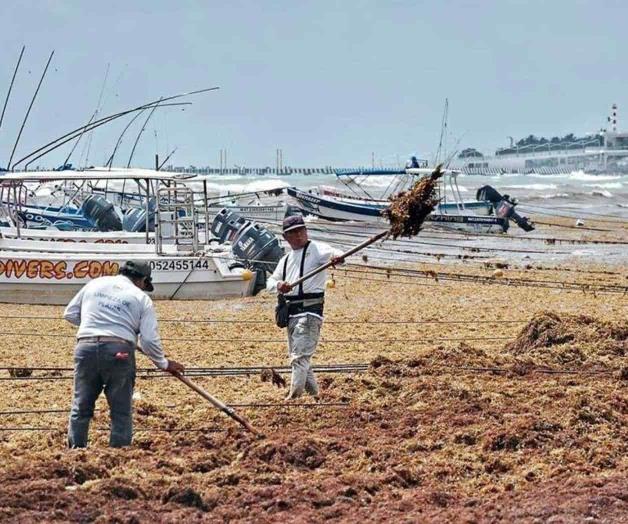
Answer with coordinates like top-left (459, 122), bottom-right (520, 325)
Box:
top-left (284, 292), bottom-right (324, 303)
top-left (78, 336), bottom-right (134, 346)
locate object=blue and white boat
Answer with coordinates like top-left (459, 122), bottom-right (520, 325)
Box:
top-left (287, 167), bottom-right (534, 233)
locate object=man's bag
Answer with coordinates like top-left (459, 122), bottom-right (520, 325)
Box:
top-left (275, 294), bottom-right (289, 328)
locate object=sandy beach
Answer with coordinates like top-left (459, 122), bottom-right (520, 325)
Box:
top-left (0, 244), bottom-right (625, 521)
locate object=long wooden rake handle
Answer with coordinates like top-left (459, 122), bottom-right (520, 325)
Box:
top-left (170, 371), bottom-right (260, 435)
top-left (289, 230), bottom-right (388, 289)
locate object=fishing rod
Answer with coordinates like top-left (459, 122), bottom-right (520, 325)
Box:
top-left (0, 45), bottom-right (25, 135)
top-left (11, 85), bottom-right (219, 169)
top-left (22, 101), bottom-right (191, 171)
top-left (7, 50), bottom-right (55, 170)
top-left (104, 107), bottom-right (148, 168)
top-left (63, 62), bottom-right (110, 168)
top-left (157, 147), bottom-right (178, 170)
top-left (81, 62), bottom-right (111, 168)
top-left (126, 97), bottom-right (163, 168)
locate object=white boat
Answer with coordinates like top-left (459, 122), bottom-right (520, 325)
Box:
top-left (0, 169), bottom-right (258, 304)
top-left (0, 239), bottom-right (254, 305)
top-left (0, 226), bottom-right (150, 244)
top-left (287, 167), bottom-right (525, 233)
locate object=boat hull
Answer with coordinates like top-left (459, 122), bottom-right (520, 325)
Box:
top-left (0, 248), bottom-right (255, 305)
top-left (287, 187), bottom-right (503, 230)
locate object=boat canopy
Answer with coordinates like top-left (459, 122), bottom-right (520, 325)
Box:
top-left (0, 167), bottom-right (194, 183)
top-left (336, 167), bottom-right (461, 177)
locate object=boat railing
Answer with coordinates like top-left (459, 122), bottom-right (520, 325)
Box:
top-left (155, 185), bottom-right (199, 255)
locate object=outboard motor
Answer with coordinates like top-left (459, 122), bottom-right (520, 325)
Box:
top-left (232, 223), bottom-right (284, 294)
top-left (211, 208), bottom-right (249, 243)
top-left (284, 204), bottom-right (307, 219)
top-left (122, 197), bottom-right (156, 232)
top-left (123, 208), bottom-right (154, 232)
top-left (80, 195), bottom-right (122, 231)
top-left (476, 185), bottom-right (535, 232)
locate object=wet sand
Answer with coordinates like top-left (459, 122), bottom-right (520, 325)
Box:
top-left (0, 257), bottom-right (625, 521)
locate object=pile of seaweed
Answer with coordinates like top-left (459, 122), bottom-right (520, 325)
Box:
top-left (505, 311), bottom-right (627, 368)
top-left (382, 165), bottom-right (443, 239)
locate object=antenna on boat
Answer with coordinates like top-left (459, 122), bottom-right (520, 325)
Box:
top-left (7, 50), bottom-right (55, 171)
top-left (63, 62), bottom-right (111, 169)
top-left (11, 86), bottom-right (215, 169)
top-left (158, 147), bottom-right (178, 170)
top-left (434, 98), bottom-right (449, 165)
top-left (0, 45), bottom-right (25, 137)
top-left (126, 98), bottom-right (162, 168)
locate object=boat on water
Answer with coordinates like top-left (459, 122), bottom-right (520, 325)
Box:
top-left (0, 170), bottom-right (262, 304)
top-left (449, 104), bottom-right (628, 175)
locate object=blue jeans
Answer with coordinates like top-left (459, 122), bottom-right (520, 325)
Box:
top-left (68, 341), bottom-right (136, 448)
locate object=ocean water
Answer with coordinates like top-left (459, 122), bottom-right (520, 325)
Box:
top-left (189, 170), bottom-right (628, 220)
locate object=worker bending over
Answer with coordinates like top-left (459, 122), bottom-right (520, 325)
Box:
top-left (267, 215), bottom-right (344, 400)
top-left (63, 260), bottom-right (184, 448)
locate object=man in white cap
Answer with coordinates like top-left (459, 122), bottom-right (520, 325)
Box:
top-left (63, 260), bottom-right (184, 448)
top-left (267, 215), bottom-right (344, 400)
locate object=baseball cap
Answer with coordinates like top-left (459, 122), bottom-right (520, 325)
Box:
top-left (120, 260), bottom-right (154, 292)
top-left (282, 215), bottom-right (306, 234)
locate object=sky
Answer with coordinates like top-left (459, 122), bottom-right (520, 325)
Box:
top-left (0, 0), bottom-right (626, 169)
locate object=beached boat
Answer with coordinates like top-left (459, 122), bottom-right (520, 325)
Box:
top-left (0, 170), bottom-right (258, 304)
top-left (286, 167), bottom-right (524, 232)
top-left (0, 238), bottom-right (254, 305)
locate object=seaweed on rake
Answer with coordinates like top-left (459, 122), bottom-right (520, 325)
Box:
top-left (383, 165), bottom-right (443, 239)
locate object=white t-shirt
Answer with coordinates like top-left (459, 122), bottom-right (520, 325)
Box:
top-left (267, 240), bottom-right (343, 318)
top-left (63, 274), bottom-right (168, 369)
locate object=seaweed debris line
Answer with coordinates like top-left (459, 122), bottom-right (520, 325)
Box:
top-left (383, 165), bottom-right (443, 238)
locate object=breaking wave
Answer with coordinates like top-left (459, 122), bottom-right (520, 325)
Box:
top-left (538, 192), bottom-right (570, 199)
top-left (567, 172), bottom-right (621, 181)
top-left (503, 183), bottom-right (558, 191)
top-left (187, 177), bottom-right (290, 195)
top-left (591, 189), bottom-right (613, 198)
top-left (584, 182), bottom-right (623, 189)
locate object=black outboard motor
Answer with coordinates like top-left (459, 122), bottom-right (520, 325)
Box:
top-left (123, 208), bottom-right (155, 232)
top-left (211, 208), bottom-right (249, 243)
top-left (232, 223), bottom-right (284, 294)
top-left (476, 185), bottom-right (535, 232)
top-left (81, 195), bottom-right (122, 231)
top-left (284, 204), bottom-right (308, 219)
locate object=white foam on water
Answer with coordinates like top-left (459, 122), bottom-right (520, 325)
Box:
top-left (567, 172), bottom-right (621, 181)
top-left (584, 182), bottom-right (623, 189)
top-left (188, 177), bottom-right (290, 195)
top-left (502, 183), bottom-right (558, 190)
top-left (359, 176), bottom-right (401, 188)
top-left (591, 190), bottom-right (613, 198)
top-left (538, 193), bottom-right (570, 199)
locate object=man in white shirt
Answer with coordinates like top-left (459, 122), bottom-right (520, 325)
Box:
top-left (63, 260), bottom-right (184, 448)
top-left (267, 215), bottom-right (344, 400)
